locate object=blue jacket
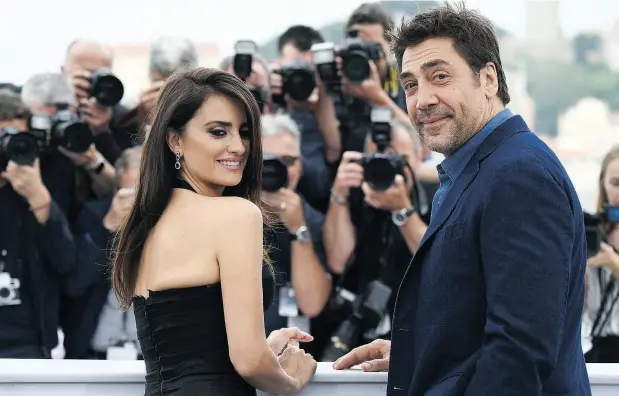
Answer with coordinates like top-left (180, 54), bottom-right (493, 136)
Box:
top-left (387, 116), bottom-right (591, 396)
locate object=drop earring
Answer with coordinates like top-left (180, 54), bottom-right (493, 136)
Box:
top-left (175, 151), bottom-right (181, 170)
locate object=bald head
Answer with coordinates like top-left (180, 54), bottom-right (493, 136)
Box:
top-left (62, 39), bottom-right (113, 76)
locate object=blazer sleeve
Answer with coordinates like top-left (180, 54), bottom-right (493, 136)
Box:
top-left (465, 157), bottom-right (574, 396)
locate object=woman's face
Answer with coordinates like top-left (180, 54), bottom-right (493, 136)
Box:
top-left (604, 158), bottom-right (619, 206)
top-left (174, 94), bottom-right (250, 196)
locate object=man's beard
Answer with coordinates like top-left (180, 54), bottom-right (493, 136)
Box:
top-left (415, 108), bottom-right (476, 156)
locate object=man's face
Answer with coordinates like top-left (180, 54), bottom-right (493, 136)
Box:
top-left (262, 133), bottom-right (302, 190)
top-left (62, 44), bottom-right (112, 77)
top-left (399, 37), bottom-right (499, 156)
top-left (119, 165), bottom-right (140, 190)
top-left (279, 43), bottom-right (313, 65)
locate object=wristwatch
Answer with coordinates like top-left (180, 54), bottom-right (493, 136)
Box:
top-left (86, 154), bottom-right (105, 174)
top-left (392, 206), bottom-right (415, 227)
top-left (290, 225), bottom-right (311, 242)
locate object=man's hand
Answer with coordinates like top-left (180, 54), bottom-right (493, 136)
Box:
top-left (103, 187), bottom-right (136, 231)
top-left (137, 80), bottom-right (166, 123)
top-left (362, 174), bottom-right (411, 212)
top-left (332, 151), bottom-right (364, 198)
top-left (69, 70), bottom-right (92, 101)
top-left (588, 241), bottom-right (619, 278)
top-left (1, 159), bottom-right (51, 209)
top-left (341, 61), bottom-right (387, 106)
top-left (262, 188), bottom-right (305, 232)
top-left (80, 97), bottom-right (113, 133)
top-left (57, 143), bottom-right (101, 168)
top-left (332, 339), bottom-right (391, 372)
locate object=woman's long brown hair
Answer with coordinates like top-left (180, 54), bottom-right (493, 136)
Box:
top-left (111, 68), bottom-right (269, 309)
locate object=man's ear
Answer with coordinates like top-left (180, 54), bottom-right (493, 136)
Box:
top-left (481, 62), bottom-right (499, 100)
top-left (167, 130), bottom-right (182, 155)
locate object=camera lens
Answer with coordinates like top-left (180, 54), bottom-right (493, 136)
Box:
top-left (0, 287), bottom-right (9, 299)
top-left (90, 68), bottom-right (124, 107)
top-left (284, 70), bottom-right (316, 102)
top-left (363, 156), bottom-right (397, 192)
top-left (51, 112), bottom-right (93, 153)
top-left (342, 52), bottom-right (370, 83)
top-left (262, 158), bottom-right (289, 192)
top-left (0, 128), bottom-right (40, 167)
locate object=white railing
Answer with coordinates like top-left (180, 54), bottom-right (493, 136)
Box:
top-left (0, 360), bottom-right (616, 395)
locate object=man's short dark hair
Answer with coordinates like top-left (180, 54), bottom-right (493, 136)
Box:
top-left (345, 3), bottom-right (393, 34)
top-left (277, 25), bottom-right (324, 53)
top-left (388, 2), bottom-right (510, 105)
top-left (0, 89), bottom-right (30, 122)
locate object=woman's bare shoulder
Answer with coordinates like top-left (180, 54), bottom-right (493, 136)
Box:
top-left (190, 195), bottom-right (263, 231)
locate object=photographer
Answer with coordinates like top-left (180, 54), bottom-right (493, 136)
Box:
top-left (62, 39), bottom-right (136, 164)
top-left (583, 145), bottom-right (619, 363)
top-left (319, 113), bottom-right (429, 359)
top-left (272, 26), bottom-right (341, 211)
top-left (219, 51), bottom-right (270, 112)
top-left (21, 73), bottom-right (116, 210)
top-left (0, 90), bottom-right (75, 358)
top-left (62, 147), bottom-right (142, 360)
top-left (340, 3), bottom-right (409, 124)
top-left (134, 36), bottom-right (199, 136)
top-left (259, 114), bottom-right (332, 338)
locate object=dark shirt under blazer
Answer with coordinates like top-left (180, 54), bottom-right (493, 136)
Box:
top-left (387, 115), bottom-right (591, 396)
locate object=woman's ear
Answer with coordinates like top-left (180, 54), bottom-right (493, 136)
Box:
top-left (167, 130), bottom-right (182, 155)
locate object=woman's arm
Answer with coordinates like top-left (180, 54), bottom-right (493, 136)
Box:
top-left (217, 198), bottom-right (299, 395)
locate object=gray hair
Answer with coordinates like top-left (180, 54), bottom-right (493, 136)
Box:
top-left (261, 114), bottom-right (301, 152)
top-left (391, 119), bottom-right (421, 149)
top-left (149, 37), bottom-right (199, 78)
top-left (114, 146), bottom-right (143, 186)
top-left (219, 54), bottom-right (271, 88)
top-left (0, 89), bottom-right (30, 121)
top-left (21, 73), bottom-right (76, 107)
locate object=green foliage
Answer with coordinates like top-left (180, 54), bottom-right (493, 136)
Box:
top-left (525, 58), bottom-right (619, 135)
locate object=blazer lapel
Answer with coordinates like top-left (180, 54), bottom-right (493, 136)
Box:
top-left (415, 115), bottom-right (531, 257)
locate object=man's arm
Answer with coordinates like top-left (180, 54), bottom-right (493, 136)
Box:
top-left (38, 199), bottom-right (76, 276)
top-left (466, 157), bottom-right (574, 395)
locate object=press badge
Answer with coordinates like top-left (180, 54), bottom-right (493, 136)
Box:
top-left (107, 342), bottom-right (138, 360)
top-left (278, 286), bottom-right (298, 317)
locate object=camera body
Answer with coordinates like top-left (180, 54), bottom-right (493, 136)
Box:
top-left (30, 110), bottom-right (93, 154)
top-left (89, 68), bottom-right (124, 107)
top-left (338, 30), bottom-right (383, 84)
top-left (262, 154), bottom-right (289, 192)
top-left (275, 60), bottom-right (316, 103)
top-left (0, 126), bottom-right (42, 169)
top-left (359, 107), bottom-right (405, 192)
top-left (584, 205), bottom-right (619, 258)
top-left (232, 40), bottom-right (265, 113)
top-left (311, 42), bottom-right (341, 92)
top-left (322, 280), bottom-right (392, 361)
top-left (0, 272), bottom-right (21, 306)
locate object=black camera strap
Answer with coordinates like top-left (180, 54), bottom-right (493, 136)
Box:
top-left (590, 268), bottom-right (619, 338)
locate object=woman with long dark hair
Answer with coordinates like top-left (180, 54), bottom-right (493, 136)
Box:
top-left (112, 68), bottom-right (316, 395)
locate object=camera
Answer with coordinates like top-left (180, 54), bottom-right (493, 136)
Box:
top-left (584, 205), bottom-right (619, 258)
top-left (233, 40), bottom-right (258, 81)
top-left (338, 29), bottom-right (383, 84)
top-left (359, 107), bottom-right (406, 192)
top-left (322, 280), bottom-right (392, 362)
top-left (0, 272), bottom-right (21, 306)
top-left (0, 126), bottom-right (42, 169)
top-left (312, 42), bottom-right (340, 90)
top-left (89, 68), bottom-right (124, 107)
top-left (262, 154), bottom-right (289, 192)
top-left (275, 60), bottom-right (316, 103)
top-left (30, 110), bottom-right (93, 153)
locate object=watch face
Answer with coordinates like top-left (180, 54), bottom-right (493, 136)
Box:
top-left (296, 227), bottom-right (311, 241)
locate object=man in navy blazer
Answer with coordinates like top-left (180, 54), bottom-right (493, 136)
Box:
top-left (333, 3), bottom-right (591, 395)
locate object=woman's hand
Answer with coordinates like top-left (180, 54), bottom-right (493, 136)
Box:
top-left (267, 327), bottom-right (313, 356)
top-left (588, 242), bottom-right (619, 277)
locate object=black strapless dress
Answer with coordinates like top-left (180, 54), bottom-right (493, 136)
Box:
top-left (133, 267), bottom-right (274, 395)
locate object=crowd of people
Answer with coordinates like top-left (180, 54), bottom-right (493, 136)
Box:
top-left (0, 1), bottom-right (618, 395)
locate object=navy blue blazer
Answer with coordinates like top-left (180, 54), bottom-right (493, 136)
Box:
top-left (387, 116), bottom-right (591, 396)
